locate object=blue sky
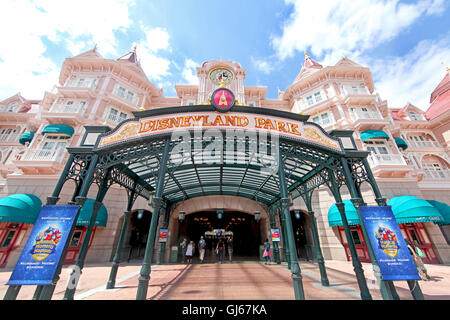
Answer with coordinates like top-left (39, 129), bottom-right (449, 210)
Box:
top-left (0, 0), bottom-right (449, 110)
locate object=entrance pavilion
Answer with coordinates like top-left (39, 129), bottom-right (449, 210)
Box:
top-left (5, 103), bottom-right (424, 301)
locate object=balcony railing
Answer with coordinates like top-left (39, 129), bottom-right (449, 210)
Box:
top-left (423, 169), bottom-right (450, 180)
top-left (65, 80), bottom-right (97, 90)
top-left (49, 102), bottom-right (86, 115)
top-left (406, 140), bottom-right (442, 149)
top-left (112, 88), bottom-right (139, 106)
top-left (350, 110), bottom-right (383, 121)
top-left (367, 153), bottom-right (407, 166)
top-left (0, 133), bottom-right (20, 143)
top-left (20, 148), bottom-right (66, 163)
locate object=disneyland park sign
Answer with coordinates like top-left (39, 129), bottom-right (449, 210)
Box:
top-left (97, 88), bottom-right (341, 152)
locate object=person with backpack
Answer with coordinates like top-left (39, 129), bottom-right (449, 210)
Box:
top-left (198, 236), bottom-right (206, 263)
top-left (263, 238), bottom-right (272, 264)
top-left (216, 237), bottom-right (225, 264)
top-left (406, 239), bottom-right (431, 280)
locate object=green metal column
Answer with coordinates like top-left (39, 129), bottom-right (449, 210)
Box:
top-left (63, 164), bottom-right (110, 300)
top-left (278, 206), bottom-right (290, 266)
top-left (136, 139), bottom-right (170, 300)
top-left (361, 157), bottom-right (405, 300)
top-left (278, 155), bottom-right (305, 300)
top-left (107, 183), bottom-right (137, 289)
top-left (341, 158), bottom-right (394, 300)
top-left (269, 207), bottom-right (281, 264)
top-left (106, 211), bottom-right (131, 289)
top-left (328, 168), bottom-right (373, 300)
top-left (302, 186), bottom-right (329, 287)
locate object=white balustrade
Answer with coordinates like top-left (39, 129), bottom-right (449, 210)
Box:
top-left (49, 102), bottom-right (86, 115)
top-left (407, 140), bottom-right (441, 148)
top-left (423, 169), bottom-right (450, 180)
top-left (21, 148), bottom-right (66, 163)
top-left (367, 153), bottom-right (406, 166)
top-left (350, 110), bottom-right (383, 121)
top-left (65, 80), bottom-right (97, 90)
top-left (0, 132), bottom-right (20, 143)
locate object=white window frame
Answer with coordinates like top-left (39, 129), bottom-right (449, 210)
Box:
top-left (364, 140), bottom-right (390, 155)
top-left (106, 106), bottom-right (129, 124)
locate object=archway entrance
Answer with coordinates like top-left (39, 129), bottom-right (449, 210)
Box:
top-left (290, 210), bottom-right (313, 261)
top-left (179, 210), bottom-right (261, 261)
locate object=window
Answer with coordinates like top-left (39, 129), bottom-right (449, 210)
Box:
top-left (248, 101), bottom-right (255, 107)
top-left (5, 102), bottom-right (18, 112)
top-left (0, 128), bottom-right (18, 142)
top-left (114, 84), bottom-right (137, 105)
top-left (320, 113), bottom-right (330, 125)
top-left (1, 230), bottom-right (16, 248)
top-left (365, 140), bottom-right (390, 155)
top-left (126, 91), bottom-right (135, 102)
top-left (306, 96), bottom-right (313, 106)
top-left (107, 107), bottom-right (128, 124)
top-left (38, 135), bottom-right (69, 158)
top-left (311, 112), bottom-right (331, 126)
top-left (350, 229), bottom-right (362, 245)
top-left (69, 230), bottom-right (83, 247)
top-left (409, 112), bottom-right (417, 120)
top-left (117, 86), bottom-right (126, 98)
top-left (314, 92), bottom-right (322, 102)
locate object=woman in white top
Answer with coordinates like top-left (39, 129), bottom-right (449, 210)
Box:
top-left (185, 241), bottom-right (195, 264)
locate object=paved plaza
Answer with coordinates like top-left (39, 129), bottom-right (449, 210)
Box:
top-left (1, 260), bottom-right (449, 300)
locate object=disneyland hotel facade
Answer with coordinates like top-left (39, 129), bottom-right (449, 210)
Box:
top-left (0, 46), bottom-right (449, 269)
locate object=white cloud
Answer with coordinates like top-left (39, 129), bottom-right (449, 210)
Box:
top-left (0, 0), bottom-right (134, 99)
top-left (137, 25), bottom-right (172, 81)
top-left (181, 58), bottom-right (199, 84)
top-left (364, 36), bottom-right (450, 110)
top-left (251, 57), bottom-right (275, 74)
top-left (272, 0), bottom-right (445, 60)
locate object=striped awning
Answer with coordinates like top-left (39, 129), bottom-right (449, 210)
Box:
top-left (0, 194), bottom-right (42, 224)
top-left (388, 196), bottom-right (443, 224)
top-left (19, 131), bottom-right (35, 145)
top-left (427, 200), bottom-right (450, 225)
top-left (361, 130), bottom-right (390, 142)
top-left (42, 124), bottom-right (74, 137)
top-left (328, 200), bottom-right (361, 227)
top-left (76, 199), bottom-right (108, 227)
top-left (394, 137), bottom-right (408, 150)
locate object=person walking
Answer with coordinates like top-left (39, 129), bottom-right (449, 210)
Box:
top-left (227, 236), bottom-right (233, 263)
top-left (186, 241), bottom-right (195, 264)
top-left (198, 236), bottom-right (206, 264)
top-left (406, 239), bottom-right (431, 280)
top-left (216, 237), bottom-right (225, 264)
top-left (263, 238), bottom-right (272, 264)
top-left (180, 238), bottom-right (188, 263)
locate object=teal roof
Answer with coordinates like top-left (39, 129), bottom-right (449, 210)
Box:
top-left (76, 199), bottom-right (108, 227)
top-left (42, 124), bottom-right (75, 137)
top-left (0, 194), bottom-right (42, 224)
top-left (388, 196), bottom-right (443, 224)
top-left (19, 131), bottom-right (35, 145)
top-left (360, 130), bottom-right (390, 142)
top-left (394, 137), bottom-right (408, 150)
top-left (427, 200), bottom-right (450, 225)
top-left (328, 200), bottom-right (361, 227)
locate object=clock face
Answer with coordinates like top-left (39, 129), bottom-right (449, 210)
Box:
top-left (208, 68), bottom-right (234, 86)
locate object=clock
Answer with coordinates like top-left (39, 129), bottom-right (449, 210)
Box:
top-left (208, 68), bottom-right (234, 86)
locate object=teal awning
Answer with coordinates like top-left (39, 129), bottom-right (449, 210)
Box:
top-left (427, 200), bottom-right (450, 225)
top-left (0, 194), bottom-right (42, 224)
top-left (394, 137), bottom-right (408, 150)
top-left (76, 199), bottom-right (108, 227)
top-left (360, 130), bottom-right (390, 142)
top-left (388, 195), bottom-right (443, 224)
top-left (42, 124), bottom-right (74, 137)
top-left (328, 200), bottom-right (361, 227)
top-left (19, 131), bottom-right (35, 145)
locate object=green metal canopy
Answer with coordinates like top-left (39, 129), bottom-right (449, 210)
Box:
top-left (76, 199), bottom-right (108, 227)
top-left (360, 130), bottom-right (390, 142)
top-left (19, 131), bottom-right (35, 145)
top-left (328, 200), bottom-right (361, 227)
top-left (388, 195), bottom-right (443, 224)
top-left (427, 200), bottom-right (450, 225)
top-left (394, 137), bottom-right (408, 150)
top-left (0, 194), bottom-right (42, 224)
top-left (42, 124), bottom-right (75, 137)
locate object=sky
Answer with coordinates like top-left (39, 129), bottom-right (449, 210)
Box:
top-left (0, 0), bottom-right (449, 110)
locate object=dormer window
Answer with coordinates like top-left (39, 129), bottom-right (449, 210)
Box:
top-left (113, 83), bottom-right (138, 105)
top-left (5, 102), bottom-right (18, 112)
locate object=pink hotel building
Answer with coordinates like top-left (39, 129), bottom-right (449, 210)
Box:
top-left (0, 46), bottom-right (449, 268)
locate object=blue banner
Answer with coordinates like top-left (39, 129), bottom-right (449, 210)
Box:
top-left (7, 205), bottom-right (80, 285)
top-left (359, 206), bottom-right (420, 281)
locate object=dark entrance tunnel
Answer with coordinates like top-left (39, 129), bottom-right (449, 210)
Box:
top-left (178, 210), bottom-right (261, 261)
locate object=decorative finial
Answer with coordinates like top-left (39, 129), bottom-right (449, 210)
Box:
top-left (441, 61), bottom-right (449, 73)
top-left (93, 43), bottom-right (97, 51)
top-left (131, 42), bottom-right (137, 52)
top-left (304, 51), bottom-right (309, 58)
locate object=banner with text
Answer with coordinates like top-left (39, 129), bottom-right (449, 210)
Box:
top-left (359, 206), bottom-right (420, 281)
top-left (7, 205), bottom-right (80, 285)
